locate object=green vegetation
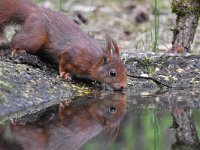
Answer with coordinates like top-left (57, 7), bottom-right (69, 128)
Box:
top-left (152, 0), bottom-right (159, 52)
top-left (192, 110), bottom-right (200, 137)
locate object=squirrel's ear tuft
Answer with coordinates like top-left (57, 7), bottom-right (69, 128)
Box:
top-left (111, 38), bottom-right (120, 56)
top-left (104, 34), bottom-right (120, 57)
top-left (105, 34), bottom-right (112, 55)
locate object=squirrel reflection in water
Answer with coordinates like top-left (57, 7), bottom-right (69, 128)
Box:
top-left (0, 93), bottom-right (127, 150)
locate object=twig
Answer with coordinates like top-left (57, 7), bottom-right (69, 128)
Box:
top-left (127, 74), bottom-right (173, 88)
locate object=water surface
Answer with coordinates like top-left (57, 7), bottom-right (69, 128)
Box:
top-left (0, 88), bottom-right (200, 150)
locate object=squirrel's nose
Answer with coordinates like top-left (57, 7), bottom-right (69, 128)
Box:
top-left (120, 84), bottom-right (127, 90)
top-left (120, 81), bottom-right (127, 89)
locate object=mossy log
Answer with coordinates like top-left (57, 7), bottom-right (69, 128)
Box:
top-left (1, 47), bottom-right (200, 119)
top-left (0, 48), bottom-right (95, 119)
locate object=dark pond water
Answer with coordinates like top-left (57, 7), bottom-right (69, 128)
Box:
top-left (0, 89), bottom-right (200, 150)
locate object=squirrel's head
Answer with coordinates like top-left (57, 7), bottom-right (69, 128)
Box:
top-left (91, 36), bottom-right (127, 90)
top-left (93, 93), bottom-right (127, 126)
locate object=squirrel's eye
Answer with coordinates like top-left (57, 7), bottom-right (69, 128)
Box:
top-left (110, 69), bottom-right (116, 77)
top-left (109, 106), bottom-right (116, 113)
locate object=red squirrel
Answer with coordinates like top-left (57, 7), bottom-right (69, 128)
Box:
top-left (0, 0), bottom-right (127, 90)
top-left (0, 93), bottom-right (127, 150)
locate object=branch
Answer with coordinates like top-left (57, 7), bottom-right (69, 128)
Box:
top-left (127, 74), bottom-right (173, 88)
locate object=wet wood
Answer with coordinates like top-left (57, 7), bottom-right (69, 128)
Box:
top-left (171, 108), bottom-right (200, 149)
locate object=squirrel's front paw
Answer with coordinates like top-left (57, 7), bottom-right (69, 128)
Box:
top-left (60, 72), bottom-right (72, 80)
top-left (11, 48), bottom-right (27, 56)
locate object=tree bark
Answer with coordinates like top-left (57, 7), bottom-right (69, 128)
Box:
top-left (171, 0), bottom-right (200, 53)
top-left (171, 108), bottom-right (200, 149)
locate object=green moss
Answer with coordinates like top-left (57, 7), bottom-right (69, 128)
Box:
top-left (0, 80), bottom-right (12, 92)
top-left (141, 57), bottom-right (151, 65)
top-left (171, 0), bottom-right (200, 15)
top-left (140, 57), bottom-right (153, 74)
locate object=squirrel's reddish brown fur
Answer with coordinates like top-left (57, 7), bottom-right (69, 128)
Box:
top-left (0, 0), bottom-right (127, 90)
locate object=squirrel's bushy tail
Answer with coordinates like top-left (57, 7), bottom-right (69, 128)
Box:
top-left (0, 0), bottom-right (36, 34)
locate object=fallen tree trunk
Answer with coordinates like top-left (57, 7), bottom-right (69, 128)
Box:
top-left (1, 47), bottom-right (200, 119)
